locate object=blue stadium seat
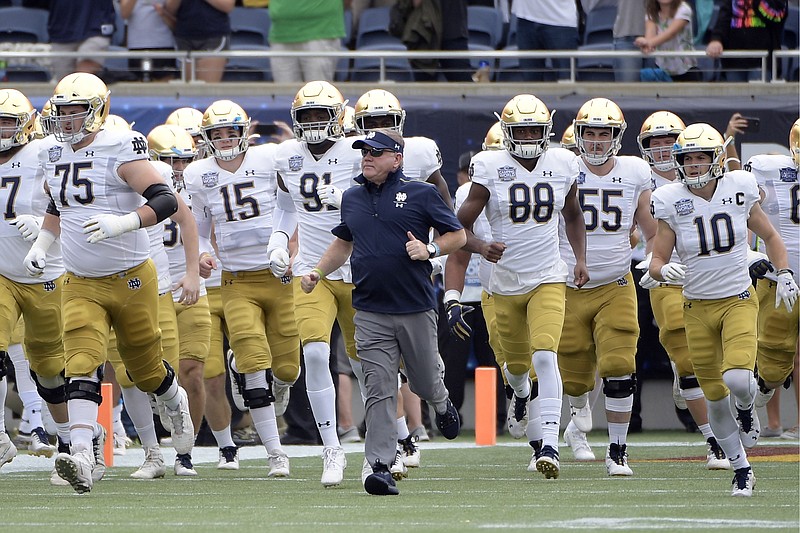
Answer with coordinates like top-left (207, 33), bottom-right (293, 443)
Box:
top-left (0, 6), bottom-right (48, 43)
top-left (6, 63), bottom-right (50, 82)
top-left (467, 5), bottom-right (503, 49)
top-left (583, 5), bottom-right (616, 46)
top-left (343, 9), bottom-right (353, 46)
top-left (783, 4), bottom-right (799, 49)
top-left (506, 14), bottom-right (517, 47)
top-left (496, 45), bottom-right (524, 82)
top-left (230, 6), bottom-right (271, 47)
top-left (355, 7), bottom-right (402, 49)
top-left (576, 42), bottom-right (615, 81)
top-left (351, 43), bottom-right (413, 82)
top-left (697, 55), bottom-right (720, 82)
top-left (223, 44), bottom-right (272, 82)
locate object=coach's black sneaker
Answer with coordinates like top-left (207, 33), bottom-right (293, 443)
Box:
top-left (435, 399), bottom-right (461, 440)
top-left (364, 461), bottom-right (399, 496)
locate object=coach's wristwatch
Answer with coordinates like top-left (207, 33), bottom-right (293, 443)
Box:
top-left (426, 242), bottom-right (440, 259)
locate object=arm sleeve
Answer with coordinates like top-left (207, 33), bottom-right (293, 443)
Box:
top-left (271, 187), bottom-right (298, 240)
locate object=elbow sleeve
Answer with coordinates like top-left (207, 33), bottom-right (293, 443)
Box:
top-left (143, 183), bottom-right (178, 222)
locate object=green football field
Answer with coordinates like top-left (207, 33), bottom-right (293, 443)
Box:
top-left (1, 431), bottom-right (797, 532)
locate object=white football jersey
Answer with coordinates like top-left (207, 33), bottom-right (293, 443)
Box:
top-left (470, 147), bottom-right (577, 295)
top-left (652, 171), bottom-right (760, 299)
top-left (400, 136), bottom-right (442, 182)
top-left (275, 137), bottom-right (361, 281)
top-left (650, 169), bottom-right (682, 269)
top-left (185, 144), bottom-right (279, 273)
top-left (747, 154), bottom-right (799, 283)
top-left (560, 156), bottom-right (651, 288)
top-left (451, 181), bottom-right (492, 300)
top-left (0, 140), bottom-right (64, 283)
top-left (41, 129), bottom-right (151, 277)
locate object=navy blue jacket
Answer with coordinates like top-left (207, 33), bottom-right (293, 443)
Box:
top-left (332, 169), bottom-right (462, 314)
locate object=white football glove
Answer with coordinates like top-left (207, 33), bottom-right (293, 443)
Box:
top-left (268, 248), bottom-right (290, 277)
top-left (22, 229), bottom-right (55, 277)
top-left (635, 252), bottom-right (652, 271)
top-left (317, 184), bottom-right (343, 209)
top-left (82, 212), bottom-right (141, 244)
top-left (639, 271), bottom-right (660, 290)
top-left (10, 215), bottom-right (42, 242)
top-left (660, 262), bottom-right (687, 283)
top-left (775, 271), bottom-right (799, 312)
top-left (429, 256), bottom-right (444, 276)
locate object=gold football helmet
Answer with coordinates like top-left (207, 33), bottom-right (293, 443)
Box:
top-left (148, 124), bottom-right (196, 184)
top-left (561, 124), bottom-right (577, 152)
top-left (673, 123), bottom-right (727, 188)
top-left (166, 107), bottom-right (206, 158)
top-left (35, 101), bottom-right (53, 139)
top-left (200, 100), bottom-right (250, 161)
top-left (290, 81), bottom-right (345, 144)
top-left (353, 89), bottom-right (406, 135)
top-left (499, 94), bottom-right (552, 159)
top-left (0, 89), bottom-right (35, 151)
top-left (49, 72), bottom-right (110, 143)
top-left (482, 121), bottom-right (504, 151)
top-left (573, 97), bottom-right (626, 165)
top-left (102, 114), bottom-right (133, 131)
top-left (637, 111), bottom-right (685, 171)
top-left (342, 105), bottom-right (357, 136)
top-left (790, 118), bottom-right (800, 171)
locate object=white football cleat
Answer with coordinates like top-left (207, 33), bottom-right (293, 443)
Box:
top-left (705, 437), bottom-right (731, 470)
top-left (113, 431), bottom-right (132, 456)
top-left (267, 450), bottom-right (290, 477)
top-left (218, 446), bottom-right (240, 470)
top-left (55, 449), bottom-right (95, 494)
top-left (0, 432), bottom-right (17, 468)
top-left (564, 420), bottom-right (595, 461)
top-left (389, 448), bottom-right (408, 480)
top-left (605, 443), bottom-right (633, 476)
top-left (731, 467), bottom-right (755, 497)
top-left (28, 427), bottom-right (56, 458)
top-left (361, 457), bottom-right (372, 485)
top-left (398, 435), bottom-right (420, 468)
top-left (506, 394), bottom-right (529, 439)
top-left (130, 445), bottom-right (167, 479)
top-left (164, 387), bottom-right (195, 455)
top-left (321, 446), bottom-right (346, 487)
top-left (225, 349), bottom-right (247, 412)
top-left (569, 395), bottom-right (593, 433)
top-left (273, 379), bottom-right (291, 418)
top-left (92, 426), bottom-right (106, 482)
top-left (174, 453), bottom-right (198, 476)
top-left (735, 404), bottom-right (760, 449)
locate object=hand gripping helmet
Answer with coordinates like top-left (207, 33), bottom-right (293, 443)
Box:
top-left (574, 97), bottom-right (626, 165)
top-left (291, 81), bottom-right (346, 144)
top-left (637, 111), bottom-right (686, 171)
top-left (353, 89), bottom-right (406, 135)
top-left (561, 124), bottom-right (577, 151)
top-left (499, 94), bottom-right (552, 159)
top-left (200, 100), bottom-right (251, 161)
top-left (673, 123), bottom-right (727, 189)
top-left (0, 89), bottom-right (35, 151)
top-left (102, 114), bottom-right (133, 131)
top-left (790, 118), bottom-right (800, 171)
top-left (482, 121), bottom-right (504, 151)
top-left (49, 72), bottom-right (110, 144)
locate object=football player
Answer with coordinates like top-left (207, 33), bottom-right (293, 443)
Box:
top-left (166, 107), bottom-right (208, 158)
top-left (558, 98), bottom-right (657, 477)
top-left (456, 94), bottom-right (588, 479)
top-left (745, 119), bottom-right (800, 428)
top-left (185, 99), bottom-right (300, 479)
top-left (561, 124), bottom-right (579, 155)
top-left (636, 111), bottom-right (730, 470)
top-left (23, 73), bottom-right (194, 494)
top-left (0, 89), bottom-right (65, 469)
top-left (269, 81), bottom-right (358, 487)
top-left (650, 123), bottom-right (797, 496)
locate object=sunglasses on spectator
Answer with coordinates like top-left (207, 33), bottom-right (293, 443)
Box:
top-left (361, 147), bottom-right (397, 158)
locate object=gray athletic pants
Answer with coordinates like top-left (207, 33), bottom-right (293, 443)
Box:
top-left (354, 309), bottom-right (450, 469)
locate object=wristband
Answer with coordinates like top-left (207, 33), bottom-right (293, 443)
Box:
top-left (777, 268), bottom-right (795, 276)
top-left (312, 268), bottom-right (325, 279)
top-left (444, 289), bottom-right (461, 303)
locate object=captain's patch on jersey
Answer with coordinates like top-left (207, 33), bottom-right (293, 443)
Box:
top-left (497, 166), bottom-right (516, 181)
top-left (48, 146), bottom-right (62, 162)
top-left (289, 155), bottom-right (304, 171)
top-left (201, 171), bottom-right (219, 188)
top-left (673, 197), bottom-right (694, 216)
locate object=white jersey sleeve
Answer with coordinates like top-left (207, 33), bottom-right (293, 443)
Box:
top-left (560, 155), bottom-right (651, 288)
top-left (401, 136), bottom-right (442, 182)
top-left (0, 140), bottom-right (64, 282)
top-left (41, 129), bottom-right (151, 277)
top-left (471, 147), bottom-right (576, 295)
top-left (652, 172), bottom-right (759, 299)
top-left (650, 169), bottom-right (682, 268)
top-left (185, 144), bottom-right (279, 272)
top-left (275, 137), bottom-right (361, 281)
top-left (451, 181), bottom-right (489, 300)
top-left (746, 154), bottom-right (799, 283)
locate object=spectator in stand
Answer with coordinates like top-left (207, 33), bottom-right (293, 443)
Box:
top-left (47, 0), bottom-right (116, 82)
top-left (614, 0), bottom-right (646, 82)
top-left (513, 0), bottom-right (580, 81)
top-left (706, 0), bottom-right (787, 81)
top-left (268, 0), bottom-right (346, 83)
top-left (162, 0), bottom-right (234, 83)
top-left (636, 0), bottom-right (700, 81)
top-left (348, 0), bottom-right (397, 38)
top-left (120, 0), bottom-right (177, 81)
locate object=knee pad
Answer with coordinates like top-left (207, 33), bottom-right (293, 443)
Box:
top-left (679, 375), bottom-right (700, 391)
top-left (602, 374), bottom-right (637, 398)
top-left (0, 351), bottom-right (6, 380)
top-left (31, 371), bottom-right (67, 404)
top-left (530, 380), bottom-right (539, 400)
top-left (757, 376), bottom-right (771, 395)
top-left (153, 360), bottom-right (176, 396)
top-left (66, 376), bottom-right (102, 405)
top-left (242, 369), bottom-right (275, 409)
